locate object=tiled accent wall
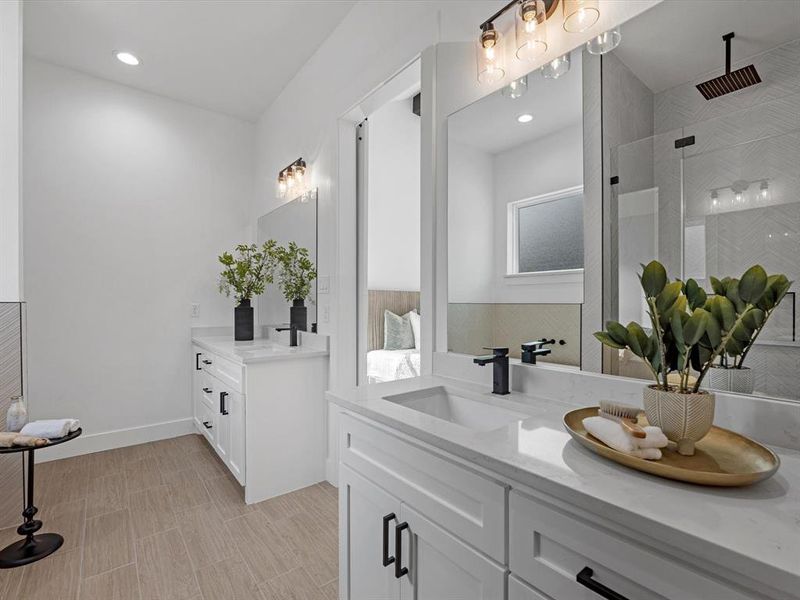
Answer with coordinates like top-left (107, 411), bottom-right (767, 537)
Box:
top-left (447, 303), bottom-right (581, 366)
top-left (0, 303), bottom-right (24, 528)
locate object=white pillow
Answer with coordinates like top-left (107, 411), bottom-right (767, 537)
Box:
top-left (408, 310), bottom-right (421, 350)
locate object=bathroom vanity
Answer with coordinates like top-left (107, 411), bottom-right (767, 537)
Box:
top-left (192, 333), bottom-right (328, 504)
top-left (329, 375), bottom-right (800, 600)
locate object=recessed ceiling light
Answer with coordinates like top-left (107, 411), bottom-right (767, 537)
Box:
top-left (517, 113), bottom-right (533, 123)
top-left (115, 51), bottom-right (141, 66)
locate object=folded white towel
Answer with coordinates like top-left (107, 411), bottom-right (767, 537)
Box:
top-left (20, 418), bottom-right (79, 439)
top-left (582, 417), bottom-right (666, 460)
top-left (637, 426), bottom-right (668, 449)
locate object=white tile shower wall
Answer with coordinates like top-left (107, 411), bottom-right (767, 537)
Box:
top-left (652, 38), bottom-right (800, 400)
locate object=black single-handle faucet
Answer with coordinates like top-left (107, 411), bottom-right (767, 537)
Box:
top-left (275, 324), bottom-right (298, 347)
top-left (521, 338), bottom-right (565, 364)
top-left (473, 347), bottom-right (510, 395)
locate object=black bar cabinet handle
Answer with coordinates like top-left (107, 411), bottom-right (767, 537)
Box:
top-left (202, 387), bottom-right (212, 394)
top-left (202, 359), bottom-right (212, 365)
top-left (394, 522), bottom-right (409, 579)
top-left (382, 513), bottom-right (396, 566)
top-left (202, 421), bottom-right (212, 429)
top-left (219, 391), bottom-right (229, 416)
top-left (576, 567), bottom-right (629, 600)
top-left (195, 353), bottom-right (202, 370)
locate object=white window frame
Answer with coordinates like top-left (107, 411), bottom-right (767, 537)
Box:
top-left (506, 184), bottom-right (584, 286)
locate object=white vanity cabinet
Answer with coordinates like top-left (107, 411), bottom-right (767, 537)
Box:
top-left (192, 337), bottom-right (329, 504)
top-left (336, 407), bottom-right (778, 600)
top-left (338, 413), bottom-right (507, 600)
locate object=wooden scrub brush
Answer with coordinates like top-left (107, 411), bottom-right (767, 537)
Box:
top-left (598, 400), bottom-right (646, 439)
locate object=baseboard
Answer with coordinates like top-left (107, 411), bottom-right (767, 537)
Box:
top-left (37, 418), bottom-right (195, 462)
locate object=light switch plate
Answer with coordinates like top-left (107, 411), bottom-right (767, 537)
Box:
top-left (318, 276), bottom-right (330, 294)
top-left (191, 303), bottom-right (200, 318)
top-left (322, 305), bottom-right (330, 323)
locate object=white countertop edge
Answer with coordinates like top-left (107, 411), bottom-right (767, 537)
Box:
top-left (192, 336), bottom-right (329, 365)
top-left (326, 377), bottom-right (800, 598)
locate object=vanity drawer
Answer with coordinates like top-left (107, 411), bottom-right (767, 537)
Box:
top-left (197, 402), bottom-right (216, 445)
top-left (508, 575), bottom-right (548, 600)
top-left (340, 412), bottom-right (506, 562)
top-left (509, 490), bottom-right (756, 600)
top-left (199, 372), bottom-right (216, 410)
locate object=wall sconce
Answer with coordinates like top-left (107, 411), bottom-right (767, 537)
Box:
top-left (475, 0), bottom-right (604, 84)
top-left (277, 158), bottom-right (307, 199)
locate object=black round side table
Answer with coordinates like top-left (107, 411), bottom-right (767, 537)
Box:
top-left (0, 428), bottom-right (82, 569)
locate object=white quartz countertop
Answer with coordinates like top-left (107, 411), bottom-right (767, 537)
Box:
top-left (327, 375), bottom-right (800, 597)
top-left (192, 335), bottom-right (328, 364)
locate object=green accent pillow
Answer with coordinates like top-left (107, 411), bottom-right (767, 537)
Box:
top-left (384, 310), bottom-right (415, 350)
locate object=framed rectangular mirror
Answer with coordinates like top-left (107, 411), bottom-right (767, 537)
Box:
top-left (257, 189), bottom-right (318, 329)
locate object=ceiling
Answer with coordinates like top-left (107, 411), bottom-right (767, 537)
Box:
top-left (23, 0), bottom-right (356, 121)
top-left (614, 0), bottom-right (800, 93)
top-left (449, 49), bottom-right (583, 155)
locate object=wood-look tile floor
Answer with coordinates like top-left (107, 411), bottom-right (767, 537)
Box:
top-left (0, 434), bottom-right (339, 600)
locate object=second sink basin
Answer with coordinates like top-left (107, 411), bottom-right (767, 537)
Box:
top-left (383, 386), bottom-right (530, 432)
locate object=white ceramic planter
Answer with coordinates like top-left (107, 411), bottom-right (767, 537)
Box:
top-left (642, 386), bottom-right (715, 456)
top-left (707, 366), bottom-right (754, 395)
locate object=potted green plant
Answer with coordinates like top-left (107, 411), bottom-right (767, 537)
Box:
top-left (705, 273), bottom-right (791, 394)
top-left (218, 241), bottom-right (277, 340)
top-left (595, 261), bottom-right (790, 455)
top-left (273, 241), bottom-right (317, 331)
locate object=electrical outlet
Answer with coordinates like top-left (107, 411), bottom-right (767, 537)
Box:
top-left (191, 303), bottom-right (200, 318)
top-left (322, 305), bottom-right (330, 323)
top-left (318, 276), bottom-right (330, 294)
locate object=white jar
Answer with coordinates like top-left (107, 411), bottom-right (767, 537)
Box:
top-left (6, 396), bottom-right (27, 432)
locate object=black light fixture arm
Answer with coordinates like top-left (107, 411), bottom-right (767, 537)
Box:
top-left (479, 0), bottom-right (521, 31)
top-left (723, 32), bottom-right (734, 75)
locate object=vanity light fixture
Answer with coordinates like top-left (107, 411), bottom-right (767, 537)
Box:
top-left (502, 75), bottom-right (529, 99)
top-left (586, 26), bottom-right (621, 55)
top-left (759, 180), bottom-right (770, 201)
top-left (477, 23), bottom-right (506, 83)
top-left (563, 0), bottom-right (600, 33)
top-left (710, 190), bottom-right (719, 209)
top-left (515, 0), bottom-right (548, 61)
top-left (476, 0), bottom-right (601, 84)
top-left (541, 53), bottom-right (571, 79)
top-left (115, 51), bottom-right (141, 66)
top-left (276, 158), bottom-right (307, 199)
top-left (517, 113), bottom-right (534, 123)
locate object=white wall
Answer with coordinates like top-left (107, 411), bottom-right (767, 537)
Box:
top-left (0, 1), bottom-right (23, 301)
top-left (447, 140), bottom-right (493, 303)
top-left (367, 97), bottom-right (421, 291)
top-left (23, 59), bottom-right (254, 448)
top-left (492, 123), bottom-right (584, 302)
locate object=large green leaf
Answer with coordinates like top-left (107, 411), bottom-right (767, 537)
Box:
top-left (684, 279), bottom-right (707, 311)
top-left (725, 336), bottom-right (745, 356)
top-left (725, 279), bottom-right (746, 314)
top-left (640, 261), bottom-right (667, 298)
top-left (709, 276), bottom-right (726, 296)
top-left (691, 343), bottom-right (712, 372)
top-left (731, 321), bottom-right (754, 343)
top-left (625, 322), bottom-right (649, 358)
top-left (656, 281), bottom-right (683, 314)
top-left (671, 311), bottom-right (685, 348)
top-left (742, 307), bottom-right (765, 330)
top-left (605, 321), bottom-right (629, 345)
top-left (710, 295), bottom-right (736, 331)
top-left (594, 332), bottom-right (626, 350)
top-left (704, 310), bottom-right (722, 347)
top-left (684, 309), bottom-right (708, 346)
top-left (739, 265), bottom-right (768, 304)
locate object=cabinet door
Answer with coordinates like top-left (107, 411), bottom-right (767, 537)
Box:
top-left (226, 388), bottom-right (245, 485)
top-left (340, 465), bottom-right (401, 600)
top-left (214, 388), bottom-right (230, 464)
top-left (398, 504), bottom-right (505, 600)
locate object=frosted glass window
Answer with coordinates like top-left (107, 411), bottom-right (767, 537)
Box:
top-left (517, 194), bottom-right (584, 273)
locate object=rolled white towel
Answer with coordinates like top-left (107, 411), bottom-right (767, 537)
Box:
top-left (637, 426), bottom-right (668, 449)
top-left (583, 416), bottom-right (638, 453)
top-left (582, 417), bottom-right (664, 460)
top-left (20, 419), bottom-right (75, 439)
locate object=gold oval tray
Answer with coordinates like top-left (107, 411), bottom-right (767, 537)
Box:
top-left (564, 407), bottom-right (780, 487)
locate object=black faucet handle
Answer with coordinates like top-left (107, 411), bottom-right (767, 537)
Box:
top-left (521, 339), bottom-right (555, 350)
top-left (482, 347), bottom-right (509, 357)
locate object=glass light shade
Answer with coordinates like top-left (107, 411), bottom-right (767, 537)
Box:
top-left (277, 174), bottom-right (287, 198)
top-left (759, 181), bottom-right (770, 201)
top-left (502, 76), bottom-right (528, 99)
top-left (286, 171), bottom-right (295, 189)
top-left (586, 27), bottom-right (621, 55)
top-left (515, 0), bottom-right (547, 61)
top-left (476, 25), bottom-right (506, 84)
top-left (292, 163), bottom-right (305, 186)
top-left (541, 53), bottom-right (571, 79)
top-left (563, 0), bottom-right (600, 33)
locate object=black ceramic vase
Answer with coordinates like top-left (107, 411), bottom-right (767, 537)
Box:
top-left (234, 298), bottom-right (254, 341)
top-left (290, 298), bottom-right (307, 332)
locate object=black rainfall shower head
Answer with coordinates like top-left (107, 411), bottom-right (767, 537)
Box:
top-left (696, 32), bottom-right (761, 100)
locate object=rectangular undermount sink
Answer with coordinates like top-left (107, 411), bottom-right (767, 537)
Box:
top-left (383, 386), bottom-right (530, 432)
